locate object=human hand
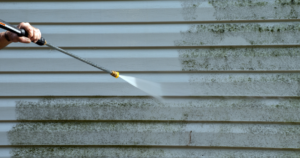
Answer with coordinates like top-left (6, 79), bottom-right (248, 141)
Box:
top-left (6, 22), bottom-right (41, 43)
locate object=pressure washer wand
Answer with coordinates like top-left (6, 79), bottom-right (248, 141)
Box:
top-left (46, 43), bottom-right (119, 78)
top-left (0, 19), bottom-right (119, 78)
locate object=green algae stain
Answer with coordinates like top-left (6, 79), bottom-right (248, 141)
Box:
top-left (10, 147), bottom-right (167, 157)
top-left (188, 73), bottom-right (300, 96)
top-left (8, 122), bottom-right (187, 146)
top-left (276, 0), bottom-right (300, 5)
top-left (181, 0), bottom-right (202, 20)
top-left (209, 0), bottom-right (269, 8)
top-left (10, 147), bottom-right (300, 157)
top-left (15, 98), bottom-right (164, 121)
top-left (208, 0), bottom-right (300, 20)
top-left (174, 23), bottom-right (300, 46)
top-left (8, 98), bottom-right (300, 157)
top-left (195, 73), bottom-right (300, 83)
top-left (179, 48), bottom-right (300, 71)
top-left (179, 23), bottom-right (300, 34)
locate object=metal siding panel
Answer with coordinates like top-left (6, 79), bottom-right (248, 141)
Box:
top-left (1, 1), bottom-right (300, 23)
top-left (1, 122), bottom-right (300, 148)
top-left (1, 98), bottom-right (300, 122)
top-left (0, 73), bottom-right (299, 96)
top-left (1, 0), bottom-right (300, 157)
top-left (0, 148), bottom-right (10, 158)
top-left (0, 49), bottom-right (182, 72)
top-left (1, 148), bottom-right (300, 157)
top-left (3, 48), bottom-right (300, 72)
top-left (0, 1), bottom-right (216, 23)
top-left (2, 23), bottom-right (300, 47)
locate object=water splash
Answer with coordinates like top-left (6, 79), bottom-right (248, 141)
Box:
top-left (119, 75), bottom-right (163, 101)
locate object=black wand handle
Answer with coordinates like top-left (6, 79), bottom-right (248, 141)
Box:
top-left (0, 19), bottom-right (46, 46)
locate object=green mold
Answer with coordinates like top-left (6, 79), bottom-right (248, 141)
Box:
top-left (10, 147), bottom-right (300, 157)
top-left (8, 122), bottom-right (186, 145)
top-left (178, 48), bottom-right (300, 71)
top-left (15, 98), bottom-right (164, 121)
top-left (10, 147), bottom-right (166, 157)
top-left (181, 23), bottom-right (300, 34)
top-left (175, 23), bottom-right (300, 46)
top-left (181, 0), bottom-right (202, 20)
top-left (208, 0), bottom-right (269, 7)
top-left (276, 0), bottom-right (300, 5)
top-left (206, 0), bottom-right (300, 20)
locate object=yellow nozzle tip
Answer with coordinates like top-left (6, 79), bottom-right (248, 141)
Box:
top-left (111, 71), bottom-right (119, 78)
top-left (115, 72), bottom-right (119, 78)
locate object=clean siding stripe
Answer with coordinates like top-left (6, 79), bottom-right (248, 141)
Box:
top-left (0, 1), bottom-right (213, 23)
top-left (0, 49), bottom-right (182, 72)
top-left (0, 73), bottom-right (299, 96)
top-left (0, 148), bottom-right (10, 158)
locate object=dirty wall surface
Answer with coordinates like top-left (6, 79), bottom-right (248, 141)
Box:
top-left (1, 0), bottom-right (300, 157)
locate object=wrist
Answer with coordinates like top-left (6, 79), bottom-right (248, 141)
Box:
top-left (1, 32), bottom-right (12, 44)
top-left (4, 31), bottom-right (11, 42)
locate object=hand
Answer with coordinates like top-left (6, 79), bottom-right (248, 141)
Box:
top-left (6, 22), bottom-right (41, 43)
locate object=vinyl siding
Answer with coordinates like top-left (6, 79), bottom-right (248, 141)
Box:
top-left (1, 0), bottom-right (300, 157)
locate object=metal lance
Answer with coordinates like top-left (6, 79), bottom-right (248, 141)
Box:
top-left (45, 43), bottom-right (119, 78)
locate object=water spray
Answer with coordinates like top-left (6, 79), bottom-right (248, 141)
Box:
top-left (0, 19), bottom-right (119, 78)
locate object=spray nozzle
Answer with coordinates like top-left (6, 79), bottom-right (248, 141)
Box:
top-left (111, 71), bottom-right (119, 78)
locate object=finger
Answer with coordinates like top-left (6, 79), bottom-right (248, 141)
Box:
top-left (8, 32), bottom-right (20, 43)
top-left (33, 28), bottom-right (41, 43)
top-left (7, 30), bottom-right (30, 43)
top-left (18, 37), bottom-right (31, 43)
top-left (30, 28), bottom-right (36, 42)
top-left (18, 22), bottom-right (33, 39)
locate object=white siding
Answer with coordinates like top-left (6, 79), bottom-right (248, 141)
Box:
top-left (1, 0), bottom-right (300, 157)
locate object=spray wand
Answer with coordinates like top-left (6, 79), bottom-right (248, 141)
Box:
top-left (0, 19), bottom-right (119, 78)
